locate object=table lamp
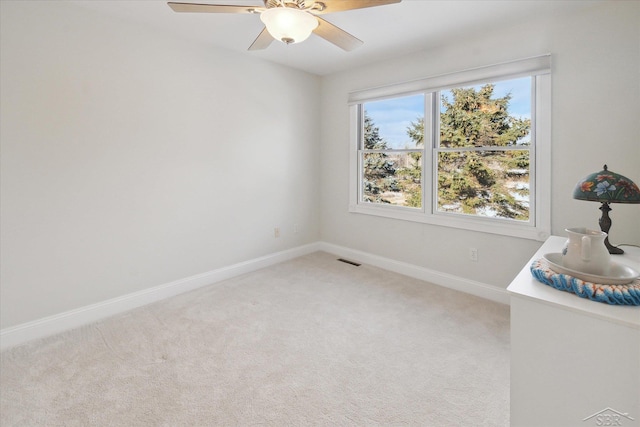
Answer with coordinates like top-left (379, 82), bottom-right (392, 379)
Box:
top-left (573, 165), bottom-right (640, 254)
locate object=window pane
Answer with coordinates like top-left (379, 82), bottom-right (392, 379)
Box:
top-left (363, 152), bottom-right (422, 208)
top-left (440, 77), bottom-right (531, 148)
top-left (437, 150), bottom-right (530, 220)
top-left (364, 94), bottom-right (425, 149)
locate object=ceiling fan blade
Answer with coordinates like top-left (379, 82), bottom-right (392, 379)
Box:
top-left (167, 2), bottom-right (262, 14)
top-left (248, 27), bottom-right (274, 50)
top-left (311, 0), bottom-right (401, 15)
top-left (313, 17), bottom-right (363, 51)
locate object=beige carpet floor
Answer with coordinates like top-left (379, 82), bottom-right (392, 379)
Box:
top-left (1, 251), bottom-right (510, 426)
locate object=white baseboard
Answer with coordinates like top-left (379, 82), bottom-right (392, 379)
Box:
top-left (1, 240), bottom-right (508, 351)
top-left (0, 242), bottom-right (321, 351)
top-left (317, 242), bottom-right (510, 305)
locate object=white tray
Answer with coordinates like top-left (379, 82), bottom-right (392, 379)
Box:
top-left (543, 253), bottom-right (639, 285)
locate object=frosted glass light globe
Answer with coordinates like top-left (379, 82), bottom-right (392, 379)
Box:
top-left (260, 8), bottom-right (318, 44)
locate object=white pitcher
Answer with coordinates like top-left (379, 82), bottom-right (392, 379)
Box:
top-left (562, 227), bottom-right (611, 276)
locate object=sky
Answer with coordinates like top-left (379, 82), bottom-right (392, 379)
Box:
top-left (365, 76), bottom-right (532, 149)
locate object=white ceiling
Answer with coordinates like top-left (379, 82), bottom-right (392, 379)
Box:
top-left (70, 0), bottom-right (601, 76)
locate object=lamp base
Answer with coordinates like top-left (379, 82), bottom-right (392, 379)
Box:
top-left (604, 237), bottom-right (624, 255)
top-left (599, 202), bottom-right (624, 255)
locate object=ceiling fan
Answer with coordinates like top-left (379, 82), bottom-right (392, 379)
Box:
top-left (167, 0), bottom-right (401, 51)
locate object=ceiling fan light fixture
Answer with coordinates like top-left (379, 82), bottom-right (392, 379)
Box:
top-left (260, 7), bottom-right (318, 44)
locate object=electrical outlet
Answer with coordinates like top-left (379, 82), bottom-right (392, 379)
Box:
top-left (469, 248), bottom-right (478, 262)
top-left (274, 227), bottom-right (280, 238)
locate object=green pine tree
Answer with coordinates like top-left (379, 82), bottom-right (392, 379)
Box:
top-left (406, 84), bottom-right (531, 219)
top-left (363, 113), bottom-right (397, 203)
top-left (397, 118), bottom-right (423, 208)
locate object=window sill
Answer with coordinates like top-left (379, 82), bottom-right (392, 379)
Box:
top-left (349, 203), bottom-right (550, 241)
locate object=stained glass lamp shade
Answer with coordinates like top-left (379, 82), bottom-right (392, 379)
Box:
top-left (573, 165), bottom-right (640, 254)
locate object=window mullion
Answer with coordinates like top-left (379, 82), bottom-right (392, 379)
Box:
top-left (361, 149), bottom-right (422, 154)
top-left (350, 104), bottom-right (362, 207)
top-left (437, 146), bottom-right (530, 153)
top-left (424, 92), bottom-right (435, 215)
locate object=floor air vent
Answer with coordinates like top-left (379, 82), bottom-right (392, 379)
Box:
top-left (337, 258), bottom-right (361, 267)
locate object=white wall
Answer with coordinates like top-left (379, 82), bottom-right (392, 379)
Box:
top-left (319, 1), bottom-right (640, 289)
top-left (0, 1), bottom-right (320, 329)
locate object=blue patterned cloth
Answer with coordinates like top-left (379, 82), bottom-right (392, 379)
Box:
top-left (530, 258), bottom-right (640, 306)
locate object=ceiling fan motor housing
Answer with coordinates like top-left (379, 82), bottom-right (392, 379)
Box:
top-left (265, 0), bottom-right (324, 12)
top-left (266, 0), bottom-right (300, 9)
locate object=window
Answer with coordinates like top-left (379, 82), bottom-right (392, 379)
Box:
top-left (349, 56), bottom-right (551, 240)
top-left (361, 94), bottom-right (425, 207)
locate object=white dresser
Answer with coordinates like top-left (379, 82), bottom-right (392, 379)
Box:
top-left (508, 236), bottom-right (640, 427)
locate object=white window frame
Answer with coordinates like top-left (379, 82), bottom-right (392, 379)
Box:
top-left (348, 55), bottom-right (551, 241)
